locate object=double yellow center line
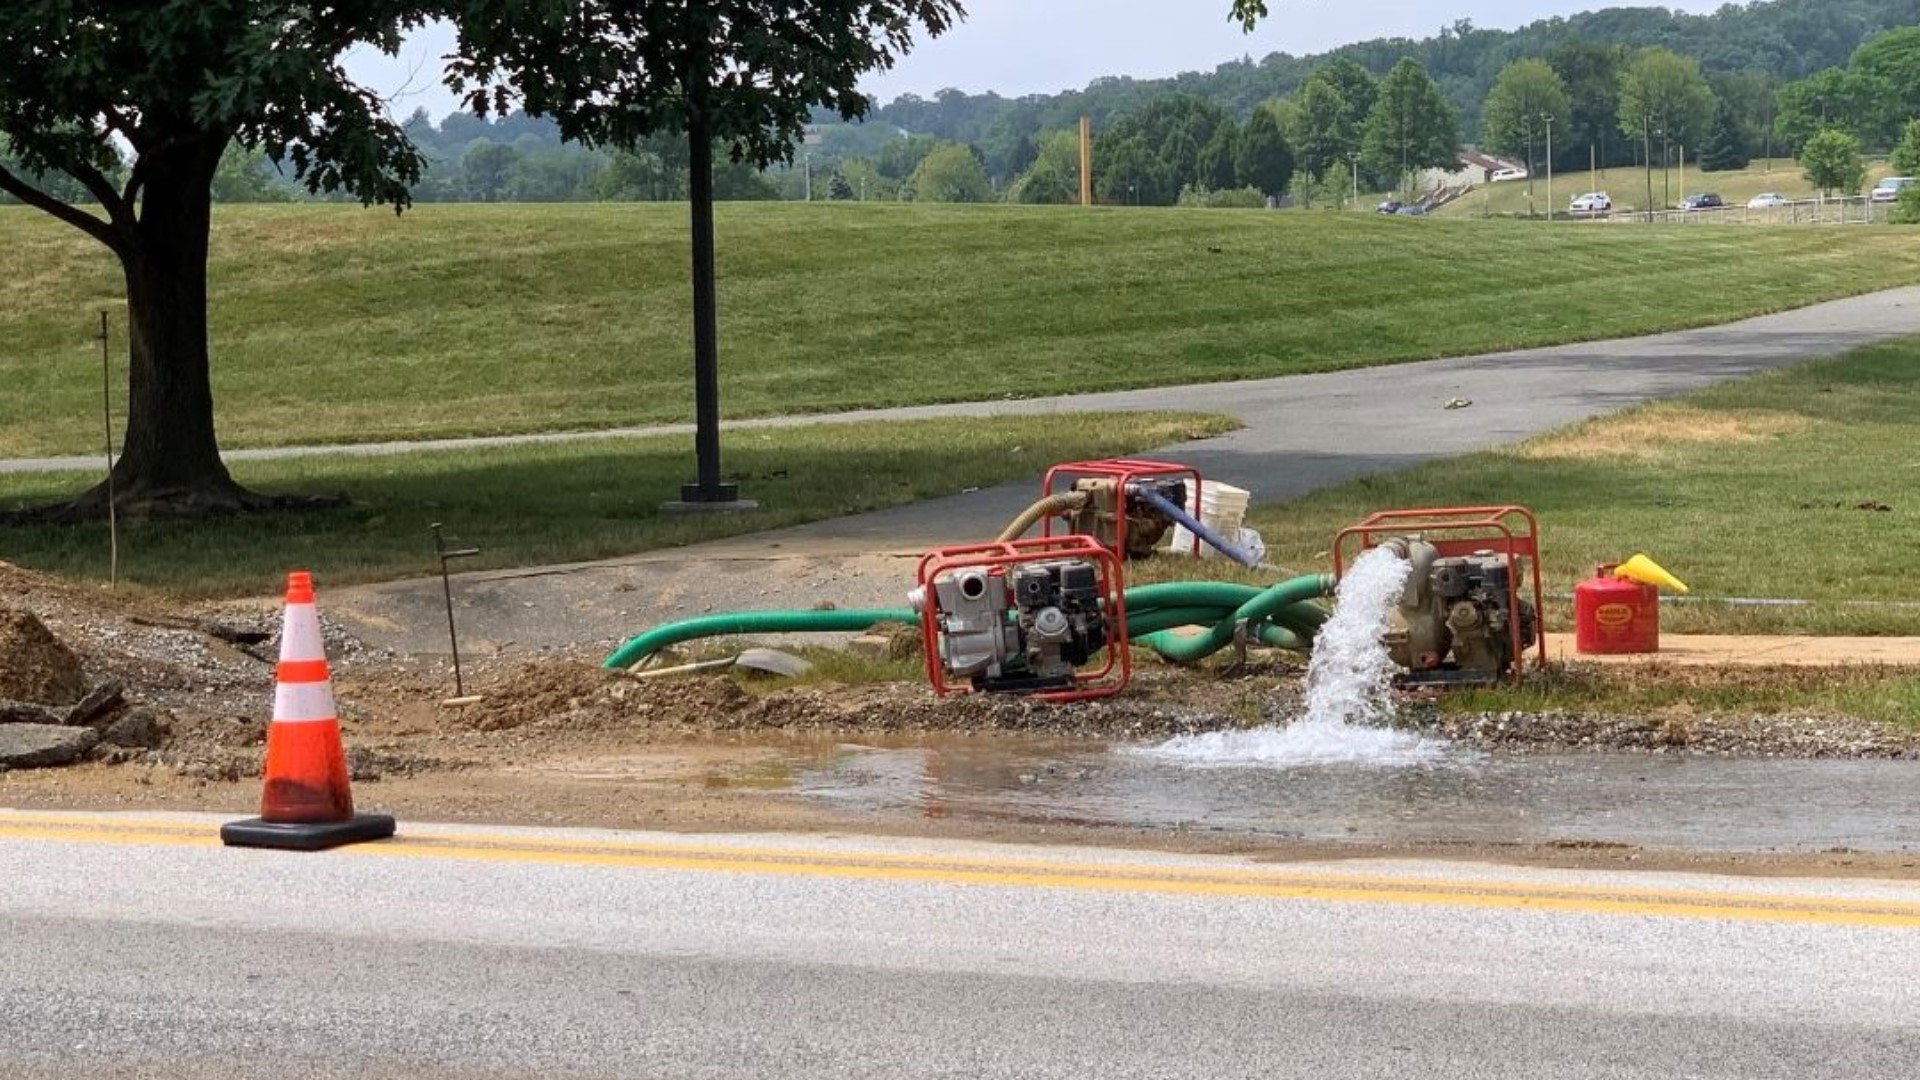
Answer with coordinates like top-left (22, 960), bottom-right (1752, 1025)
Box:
top-left (4, 811), bottom-right (1918, 929)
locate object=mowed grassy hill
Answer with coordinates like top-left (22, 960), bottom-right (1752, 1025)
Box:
top-left (7, 202), bottom-right (1920, 457)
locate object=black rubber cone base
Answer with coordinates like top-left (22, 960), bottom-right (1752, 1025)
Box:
top-left (221, 814), bottom-right (396, 851)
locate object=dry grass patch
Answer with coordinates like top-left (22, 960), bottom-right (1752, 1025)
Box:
top-left (1518, 404), bottom-right (1813, 461)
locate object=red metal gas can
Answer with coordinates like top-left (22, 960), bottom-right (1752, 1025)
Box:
top-left (1574, 565), bottom-right (1659, 654)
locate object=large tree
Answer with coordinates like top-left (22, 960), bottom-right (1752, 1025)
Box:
top-left (1616, 48), bottom-right (1716, 158)
top-left (1234, 107), bottom-right (1294, 198)
top-left (1776, 66), bottom-right (1894, 151)
top-left (1547, 41), bottom-right (1630, 171)
top-left (1480, 60), bottom-right (1570, 178)
top-left (1892, 120), bottom-right (1920, 178)
top-left (0, 1), bottom-right (963, 518)
top-left (1292, 60), bottom-right (1378, 186)
top-left (1094, 94), bottom-right (1229, 198)
top-left (1616, 47), bottom-right (1716, 211)
top-left (1697, 100), bottom-right (1751, 173)
top-left (1800, 128), bottom-right (1865, 197)
top-left (1360, 59), bottom-right (1461, 193)
top-left (1850, 26), bottom-right (1920, 132)
top-left (0, 5), bottom-right (429, 518)
top-left (908, 142), bottom-right (990, 202)
top-left (1196, 121), bottom-right (1241, 192)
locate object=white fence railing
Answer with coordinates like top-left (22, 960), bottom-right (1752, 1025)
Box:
top-left (1564, 195), bottom-right (1897, 226)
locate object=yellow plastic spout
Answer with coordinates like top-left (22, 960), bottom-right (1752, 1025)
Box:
top-left (1615, 553), bottom-right (1689, 594)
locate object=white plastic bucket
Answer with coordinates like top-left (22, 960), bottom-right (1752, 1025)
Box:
top-left (1168, 481), bottom-right (1250, 558)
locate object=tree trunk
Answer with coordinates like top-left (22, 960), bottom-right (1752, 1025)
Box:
top-left (54, 145), bottom-right (274, 521)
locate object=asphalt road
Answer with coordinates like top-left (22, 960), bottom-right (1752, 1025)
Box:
top-left (6, 810), bottom-right (1919, 1079)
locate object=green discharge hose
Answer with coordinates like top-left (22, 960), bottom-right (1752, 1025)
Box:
top-left (604, 610), bottom-right (918, 670)
top-left (1132, 574), bottom-right (1336, 664)
top-left (602, 575), bottom-right (1338, 670)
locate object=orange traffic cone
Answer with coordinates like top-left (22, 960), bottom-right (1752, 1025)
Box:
top-left (221, 571), bottom-right (396, 851)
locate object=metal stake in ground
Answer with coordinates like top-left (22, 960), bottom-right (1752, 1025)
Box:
top-left (431, 523), bottom-right (480, 698)
top-left (98, 310), bottom-right (118, 587)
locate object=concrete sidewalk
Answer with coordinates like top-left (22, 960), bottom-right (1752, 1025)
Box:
top-left (321, 287), bottom-right (1920, 657)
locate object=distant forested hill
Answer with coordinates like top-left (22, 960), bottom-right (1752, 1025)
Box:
top-left (873, 0), bottom-right (1920, 145)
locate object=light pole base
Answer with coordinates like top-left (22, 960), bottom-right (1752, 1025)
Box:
top-left (663, 482), bottom-right (758, 514)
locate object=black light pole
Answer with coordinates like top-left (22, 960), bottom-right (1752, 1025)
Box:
top-left (669, 27), bottom-right (754, 511)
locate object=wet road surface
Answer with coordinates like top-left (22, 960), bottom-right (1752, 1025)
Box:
top-left (752, 738), bottom-right (1920, 854)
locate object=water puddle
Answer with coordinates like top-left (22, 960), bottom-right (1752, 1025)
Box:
top-left (784, 740), bottom-right (1920, 852)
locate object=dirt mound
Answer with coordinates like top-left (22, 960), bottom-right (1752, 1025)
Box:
top-left (456, 659), bottom-right (1282, 741)
top-left (0, 559), bottom-right (116, 609)
top-left (0, 609), bottom-right (87, 705)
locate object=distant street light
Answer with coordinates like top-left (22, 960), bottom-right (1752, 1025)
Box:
top-left (1349, 151), bottom-right (1359, 208)
top-left (1542, 113), bottom-right (1554, 221)
top-left (803, 152), bottom-right (812, 202)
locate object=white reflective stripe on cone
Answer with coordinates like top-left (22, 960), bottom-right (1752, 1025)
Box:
top-left (274, 681), bottom-right (338, 723)
top-left (279, 602), bottom-right (328, 663)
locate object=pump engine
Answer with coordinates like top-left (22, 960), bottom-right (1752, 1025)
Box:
top-left (910, 559), bottom-right (1109, 694)
top-left (1382, 539), bottom-right (1537, 686)
top-left (1061, 477), bottom-right (1187, 560)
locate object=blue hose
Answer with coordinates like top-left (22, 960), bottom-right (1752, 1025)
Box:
top-left (1130, 483), bottom-right (1260, 568)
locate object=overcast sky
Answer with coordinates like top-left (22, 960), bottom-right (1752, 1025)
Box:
top-left (346, 1), bottom-right (1723, 122)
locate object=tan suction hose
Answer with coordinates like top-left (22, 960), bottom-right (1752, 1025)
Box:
top-left (996, 491), bottom-right (1091, 542)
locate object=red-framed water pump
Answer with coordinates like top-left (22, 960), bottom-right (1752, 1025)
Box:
top-left (1332, 505), bottom-right (1546, 686)
top-left (911, 535), bottom-right (1130, 702)
top-left (1038, 458), bottom-right (1206, 559)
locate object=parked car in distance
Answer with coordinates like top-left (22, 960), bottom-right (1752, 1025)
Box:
top-left (1489, 167), bottom-right (1528, 182)
top-left (1393, 203), bottom-right (1428, 216)
top-left (1376, 200), bottom-right (1403, 215)
top-left (1678, 192), bottom-right (1725, 211)
top-left (1871, 176), bottom-right (1914, 202)
top-left (1747, 192), bottom-right (1790, 209)
top-left (1569, 191), bottom-right (1612, 214)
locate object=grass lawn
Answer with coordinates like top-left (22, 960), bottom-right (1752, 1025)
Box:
top-left (0, 411), bottom-right (1232, 597)
top-left (1438, 664), bottom-right (1920, 728)
top-left (8, 203), bottom-right (1920, 457)
top-left (1242, 337), bottom-right (1920, 638)
top-left (1436, 158), bottom-right (1899, 217)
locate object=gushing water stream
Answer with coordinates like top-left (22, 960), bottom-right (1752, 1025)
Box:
top-left (1139, 546), bottom-right (1452, 768)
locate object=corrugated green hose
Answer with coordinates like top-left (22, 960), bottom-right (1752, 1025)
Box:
top-left (601, 575), bottom-right (1337, 670)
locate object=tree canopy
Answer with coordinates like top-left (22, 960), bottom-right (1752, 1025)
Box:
top-left (1360, 59), bottom-right (1460, 190)
top-left (1291, 59), bottom-right (1376, 185)
top-left (909, 142), bottom-right (990, 202)
top-left (1480, 61), bottom-right (1571, 171)
top-left (451, 2), bottom-right (963, 169)
top-left (1616, 48), bottom-right (1716, 157)
top-left (1800, 127), bottom-right (1866, 195)
top-left (1234, 108), bottom-right (1293, 197)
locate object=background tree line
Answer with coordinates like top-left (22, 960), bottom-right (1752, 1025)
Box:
top-left (9, 0), bottom-right (1919, 212)
top-left (876, 0), bottom-right (1920, 172)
